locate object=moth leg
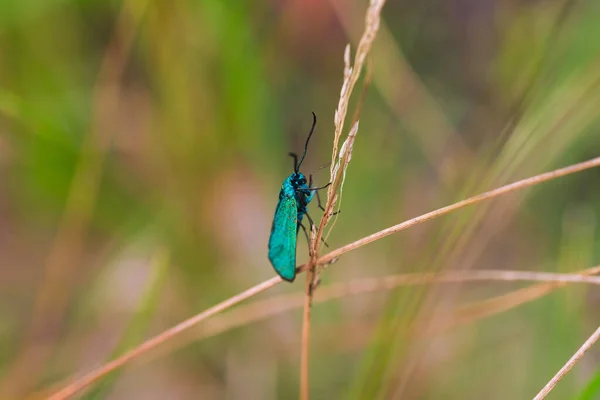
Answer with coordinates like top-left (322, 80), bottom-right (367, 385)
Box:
top-left (311, 182), bottom-right (331, 191)
top-left (306, 174), bottom-right (332, 191)
top-left (304, 212), bottom-right (329, 247)
top-left (306, 175), bottom-right (339, 215)
top-left (315, 185), bottom-right (325, 211)
top-left (304, 212), bottom-right (315, 229)
top-left (314, 189), bottom-right (341, 215)
top-left (311, 182), bottom-right (341, 216)
top-left (299, 222), bottom-right (310, 244)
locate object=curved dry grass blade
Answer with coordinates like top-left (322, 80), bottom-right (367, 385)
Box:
top-left (533, 325), bottom-right (600, 400)
top-left (127, 267), bottom-right (600, 365)
top-left (445, 265), bottom-right (600, 332)
top-left (313, 156), bottom-right (600, 267)
top-left (46, 268), bottom-right (600, 399)
top-left (45, 277), bottom-right (281, 400)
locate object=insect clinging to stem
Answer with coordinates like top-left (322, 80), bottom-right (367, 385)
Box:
top-left (268, 112), bottom-right (331, 282)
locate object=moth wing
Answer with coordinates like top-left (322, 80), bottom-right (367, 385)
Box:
top-left (268, 194), bottom-right (298, 282)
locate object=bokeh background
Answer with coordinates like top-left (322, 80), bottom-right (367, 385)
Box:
top-left (1, 0), bottom-right (600, 398)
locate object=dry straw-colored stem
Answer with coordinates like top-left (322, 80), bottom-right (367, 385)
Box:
top-left (300, 0), bottom-right (386, 398)
top-left (533, 324), bottom-right (600, 400)
top-left (311, 155), bottom-right (600, 268)
top-left (300, 226), bottom-right (318, 400)
top-left (174, 267), bottom-right (600, 346)
top-left (46, 155), bottom-right (600, 399)
top-left (445, 265), bottom-right (600, 332)
top-left (44, 267), bottom-right (600, 399)
top-left (191, 266), bottom-right (600, 345)
top-left (46, 277), bottom-right (281, 400)
top-left (77, 266), bottom-right (600, 369)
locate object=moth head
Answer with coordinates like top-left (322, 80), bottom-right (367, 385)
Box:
top-left (292, 172), bottom-right (307, 187)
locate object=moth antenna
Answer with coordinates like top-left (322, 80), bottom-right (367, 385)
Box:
top-left (295, 112), bottom-right (317, 172)
top-left (289, 152), bottom-right (298, 172)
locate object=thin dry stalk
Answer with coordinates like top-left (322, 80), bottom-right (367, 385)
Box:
top-left (446, 265), bottom-right (600, 332)
top-left (325, 59), bottom-right (373, 243)
top-left (300, 288), bottom-right (312, 400)
top-left (300, 225), bottom-right (318, 400)
top-left (47, 268), bottom-right (600, 399)
top-left (533, 324), bottom-right (600, 400)
top-left (179, 267), bottom-right (600, 347)
top-left (300, 0), bottom-right (386, 397)
top-left (318, 0), bottom-right (385, 257)
top-left (45, 277), bottom-right (281, 400)
top-left (312, 155), bottom-right (600, 267)
top-left (101, 266), bottom-right (600, 370)
top-left (46, 156), bottom-right (600, 399)
top-left (329, 0), bottom-right (470, 187)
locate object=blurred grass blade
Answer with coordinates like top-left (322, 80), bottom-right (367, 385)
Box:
top-left (81, 249), bottom-right (170, 399)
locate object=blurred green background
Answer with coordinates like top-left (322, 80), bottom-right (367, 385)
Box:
top-left (1, 0), bottom-right (600, 398)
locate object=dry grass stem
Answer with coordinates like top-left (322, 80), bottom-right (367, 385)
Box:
top-left (321, 0), bottom-right (385, 246)
top-left (47, 267), bottom-right (600, 399)
top-left (312, 155), bottom-right (600, 267)
top-left (324, 120), bottom-right (359, 244)
top-left (47, 156), bottom-right (600, 399)
top-left (533, 324), bottom-right (600, 400)
top-left (300, 0), bottom-right (386, 397)
top-left (447, 265), bottom-right (600, 332)
top-left (300, 225), bottom-right (318, 400)
top-left (46, 276), bottom-right (281, 400)
top-left (186, 267), bottom-right (600, 347)
top-left (111, 267), bottom-right (600, 368)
